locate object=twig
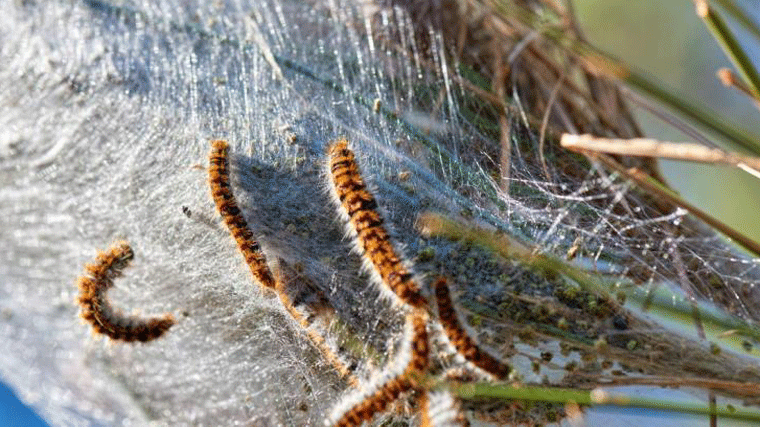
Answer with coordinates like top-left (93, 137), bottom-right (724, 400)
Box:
top-left (560, 134), bottom-right (760, 171)
top-left (710, 0), bottom-right (760, 42)
top-left (451, 383), bottom-right (760, 423)
top-left (717, 67), bottom-right (760, 109)
top-left (695, 0), bottom-right (760, 99)
top-left (539, 69), bottom-right (567, 179)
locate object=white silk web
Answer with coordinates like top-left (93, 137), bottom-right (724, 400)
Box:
top-left (1, 0), bottom-right (759, 426)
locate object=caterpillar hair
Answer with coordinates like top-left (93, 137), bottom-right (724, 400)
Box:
top-left (420, 390), bottom-right (470, 427)
top-left (208, 140), bottom-right (275, 289)
top-left (327, 138), bottom-right (426, 309)
top-left (75, 241), bottom-right (175, 342)
top-left (272, 262), bottom-right (360, 388)
top-left (328, 310), bottom-right (429, 426)
top-left (434, 277), bottom-right (511, 380)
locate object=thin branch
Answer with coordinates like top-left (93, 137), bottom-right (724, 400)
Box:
top-left (451, 382), bottom-right (760, 423)
top-left (560, 134), bottom-right (760, 171)
top-left (695, 0), bottom-right (760, 99)
top-left (716, 67), bottom-right (760, 109)
top-left (710, 0), bottom-right (760, 45)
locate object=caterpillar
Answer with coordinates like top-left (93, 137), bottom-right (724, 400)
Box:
top-left (75, 241), bottom-right (175, 342)
top-left (208, 140), bottom-right (275, 289)
top-left (272, 263), bottom-right (360, 388)
top-left (328, 310), bottom-right (429, 426)
top-left (433, 277), bottom-right (511, 380)
top-left (420, 390), bottom-right (470, 427)
top-left (327, 138), bottom-right (426, 309)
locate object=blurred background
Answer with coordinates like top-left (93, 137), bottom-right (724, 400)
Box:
top-left (575, 0), bottom-right (760, 245)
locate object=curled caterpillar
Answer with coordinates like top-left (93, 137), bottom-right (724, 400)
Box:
top-left (75, 241), bottom-right (175, 342)
top-left (329, 310), bottom-right (429, 426)
top-left (208, 140), bottom-right (275, 289)
top-left (327, 138), bottom-right (426, 309)
top-left (434, 277), bottom-right (511, 379)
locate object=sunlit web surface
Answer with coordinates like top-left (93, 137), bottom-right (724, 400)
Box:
top-left (1, 0), bottom-right (760, 425)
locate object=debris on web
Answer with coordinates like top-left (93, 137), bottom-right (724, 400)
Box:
top-left (6, 0), bottom-right (760, 425)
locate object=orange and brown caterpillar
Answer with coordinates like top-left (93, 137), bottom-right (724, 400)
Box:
top-left (329, 310), bottom-right (429, 426)
top-left (434, 277), bottom-right (511, 380)
top-left (327, 138), bottom-right (426, 309)
top-left (208, 140), bottom-right (364, 387)
top-left (208, 140), bottom-right (275, 289)
top-left (273, 264), bottom-right (360, 388)
top-left (75, 241), bottom-right (175, 342)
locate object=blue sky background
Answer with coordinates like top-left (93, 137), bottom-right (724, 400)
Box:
top-left (0, 380), bottom-right (48, 427)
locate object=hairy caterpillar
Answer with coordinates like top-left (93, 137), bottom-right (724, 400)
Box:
top-left (420, 390), bottom-right (469, 427)
top-left (273, 263), bottom-right (360, 388)
top-left (434, 277), bottom-right (511, 379)
top-left (75, 241), bottom-right (175, 342)
top-left (210, 141), bottom-right (360, 387)
top-left (327, 138), bottom-right (426, 309)
top-left (328, 310), bottom-right (429, 426)
top-left (208, 140), bottom-right (275, 289)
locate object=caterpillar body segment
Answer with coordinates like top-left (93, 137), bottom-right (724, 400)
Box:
top-left (434, 277), bottom-right (511, 380)
top-left (327, 138), bottom-right (426, 309)
top-left (328, 310), bottom-right (429, 426)
top-left (76, 241), bottom-right (175, 342)
top-left (208, 140), bottom-right (276, 289)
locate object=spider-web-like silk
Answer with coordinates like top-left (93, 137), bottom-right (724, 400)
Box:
top-left (2, 1), bottom-right (760, 426)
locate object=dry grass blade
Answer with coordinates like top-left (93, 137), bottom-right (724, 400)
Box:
top-left (389, 0), bottom-right (661, 179)
top-left (560, 134), bottom-right (760, 171)
top-left (710, 0), bottom-right (760, 42)
top-left (695, 0), bottom-right (760, 99)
